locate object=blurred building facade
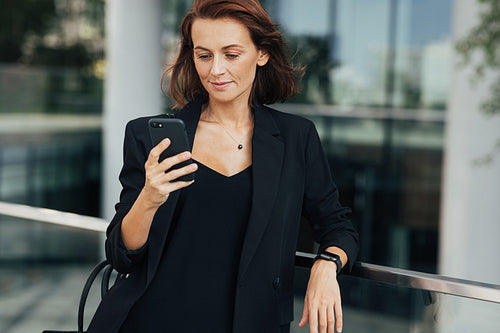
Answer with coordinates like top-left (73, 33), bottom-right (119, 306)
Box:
top-left (1, 0), bottom-right (499, 282)
top-left (0, 0), bottom-right (104, 262)
top-left (1, 1), bottom-right (500, 332)
top-left (103, 0), bottom-right (454, 275)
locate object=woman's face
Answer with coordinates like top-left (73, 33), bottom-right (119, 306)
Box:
top-left (191, 18), bottom-right (269, 106)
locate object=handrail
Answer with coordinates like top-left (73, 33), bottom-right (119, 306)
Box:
top-left (295, 251), bottom-right (500, 305)
top-left (1, 201), bottom-right (500, 305)
top-left (0, 201), bottom-right (107, 232)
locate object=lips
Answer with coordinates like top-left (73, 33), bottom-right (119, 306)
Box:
top-left (210, 81), bottom-right (232, 90)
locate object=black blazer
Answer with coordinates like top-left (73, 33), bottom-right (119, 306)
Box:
top-left (88, 98), bottom-right (359, 333)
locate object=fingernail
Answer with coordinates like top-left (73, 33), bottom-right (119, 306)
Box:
top-left (337, 327), bottom-right (342, 333)
top-left (162, 138), bottom-right (170, 145)
top-left (191, 163), bottom-right (197, 170)
top-left (183, 152), bottom-right (191, 158)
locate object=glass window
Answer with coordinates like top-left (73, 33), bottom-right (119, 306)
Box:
top-left (262, 0), bottom-right (452, 272)
top-left (0, 0), bottom-right (104, 215)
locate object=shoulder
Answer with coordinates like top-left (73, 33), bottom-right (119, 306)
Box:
top-left (124, 98), bottom-right (201, 140)
top-left (260, 104), bottom-right (316, 137)
top-left (126, 114), bottom-right (171, 129)
top-left (125, 97), bottom-right (201, 132)
top-left (124, 114), bottom-right (172, 138)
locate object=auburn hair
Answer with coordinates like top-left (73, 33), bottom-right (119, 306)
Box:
top-left (162, 0), bottom-right (303, 108)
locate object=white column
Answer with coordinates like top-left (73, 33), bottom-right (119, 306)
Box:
top-left (102, 0), bottom-right (164, 221)
top-left (439, 0), bottom-right (500, 285)
top-left (438, 0), bottom-right (500, 331)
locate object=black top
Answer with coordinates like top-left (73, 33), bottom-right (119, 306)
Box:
top-left (119, 161), bottom-right (252, 333)
top-left (89, 102), bottom-right (359, 333)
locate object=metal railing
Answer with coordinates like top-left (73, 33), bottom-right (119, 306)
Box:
top-left (1, 200), bottom-right (499, 305)
top-left (295, 252), bottom-right (500, 304)
top-left (0, 201), bottom-right (107, 232)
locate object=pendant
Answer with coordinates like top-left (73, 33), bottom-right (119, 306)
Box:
top-left (238, 144), bottom-right (243, 150)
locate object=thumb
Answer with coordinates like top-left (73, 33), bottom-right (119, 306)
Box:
top-left (298, 298), bottom-right (309, 327)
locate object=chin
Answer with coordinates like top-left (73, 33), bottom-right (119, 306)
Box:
top-left (208, 92), bottom-right (238, 104)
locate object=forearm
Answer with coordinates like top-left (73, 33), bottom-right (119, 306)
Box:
top-left (121, 189), bottom-right (161, 250)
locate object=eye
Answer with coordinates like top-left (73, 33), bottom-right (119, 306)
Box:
top-left (196, 54), bottom-right (211, 60)
top-left (226, 53), bottom-right (239, 59)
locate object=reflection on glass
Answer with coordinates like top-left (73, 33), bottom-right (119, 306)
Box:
top-left (1, 0), bottom-right (453, 277)
top-left (263, 0), bottom-right (451, 273)
top-left (276, 0), bottom-right (452, 110)
top-left (292, 266), bottom-right (500, 333)
top-left (0, 0), bottom-right (104, 215)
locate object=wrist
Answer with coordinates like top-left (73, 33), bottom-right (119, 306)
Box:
top-left (313, 258), bottom-right (338, 276)
top-left (139, 188), bottom-right (166, 210)
top-left (314, 251), bottom-right (342, 275)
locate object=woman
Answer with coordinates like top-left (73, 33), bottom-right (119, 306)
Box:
top-left (88, 1), bottom-right (358, 332)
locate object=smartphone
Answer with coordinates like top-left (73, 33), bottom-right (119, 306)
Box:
top-left (148, 118), bottom-right (195, 182)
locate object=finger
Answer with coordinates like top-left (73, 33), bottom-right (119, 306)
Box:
top-left (163, 179), bottom-right (194, 193)
top-left (308, 304), bottom-right (318, 333)
top-left (327, 305), bottom-right (336, 333)
top-left (158, 151), bottom-right (192, 172)
top-left (148, 138), bottom-right (170, 164)
top-left (318, 306), bottom-right (327, 333)
top-left (165, 163), bottom-right (198, 182)
top-left (298, 298), bottom-right (309, 327)
top-left (334, 300), bottom-right (343, 333)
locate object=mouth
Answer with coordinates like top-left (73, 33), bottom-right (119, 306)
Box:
top-left (210, 81), bottom-right (232, 90)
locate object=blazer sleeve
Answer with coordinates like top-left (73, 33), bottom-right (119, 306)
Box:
top-left (302, 121), bottom-right (359, 272)
top-left (105, 119), bottom-right (150, 274)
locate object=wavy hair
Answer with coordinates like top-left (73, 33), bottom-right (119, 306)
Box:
top-left (162, 0), bottom-right (303, 108)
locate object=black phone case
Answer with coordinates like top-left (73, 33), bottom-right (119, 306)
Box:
top-left (148, 118), bottom-right (195, 182)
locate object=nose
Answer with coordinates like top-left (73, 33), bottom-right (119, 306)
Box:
top-left (210, 54), bottom-right (226, 76)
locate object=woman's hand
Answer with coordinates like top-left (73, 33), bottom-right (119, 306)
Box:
top-left (142, 138), bottom-right (197, 207)
top-left (121, 138), bottom-right (197, 250)
top-left (298, 259), bottom-right (342, 333)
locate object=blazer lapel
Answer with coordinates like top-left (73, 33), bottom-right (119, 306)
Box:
top-left (145, 99), bottom-right (284, 284)
top-left (146, 99), bottom-right (202, 283)
top-left (177, 97), bottom-right (203, 148)
top-left (237, 104), bottom-right (284, 281)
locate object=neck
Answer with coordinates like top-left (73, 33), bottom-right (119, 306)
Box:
top-left (205, 100), bottom-right (253, 127)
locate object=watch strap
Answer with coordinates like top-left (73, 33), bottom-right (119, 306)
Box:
top-left (314, 251), bottom-right (342, 274)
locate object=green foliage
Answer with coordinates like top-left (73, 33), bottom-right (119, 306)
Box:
top-left (455, 0), bottom-right (500, 116)
top-left (0, 0), bottom-right (57, 62)
top-left (287, 36), bottom-right (336, 105)
top-left (474, 138), bottom-right (500, 165)
top-left (33, 43), bottom-right (92, 68)
top-left (0, 0), bottom-right (105, 66)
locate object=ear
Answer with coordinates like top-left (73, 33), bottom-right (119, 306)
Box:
top-left (257, 50), bottom-right (269, 67)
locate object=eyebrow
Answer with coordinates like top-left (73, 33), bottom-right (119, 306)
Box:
top-left (193, 44), bottom-right (245, 51)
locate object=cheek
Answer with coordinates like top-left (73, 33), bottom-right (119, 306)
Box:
top-left (194, 61), bottom-right (209, 78)
top-left (234, 60), bottom-right (258, 81)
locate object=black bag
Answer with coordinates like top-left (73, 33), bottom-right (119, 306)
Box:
top-left (42, 260), bottom-right (114, 333)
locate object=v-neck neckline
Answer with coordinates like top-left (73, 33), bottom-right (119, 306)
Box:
top-left (193, 159), bottom-right (252, 179)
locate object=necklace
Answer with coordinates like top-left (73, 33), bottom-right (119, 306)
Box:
top-left (206, 108), bottom-right (254, 150)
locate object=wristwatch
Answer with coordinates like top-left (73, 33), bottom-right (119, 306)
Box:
top-left (314, 251), bottom-right (342, 274)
